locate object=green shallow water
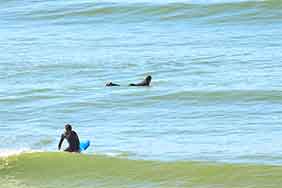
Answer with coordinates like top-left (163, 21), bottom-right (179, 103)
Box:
top-left (1, 152), bottom-right (282, 188)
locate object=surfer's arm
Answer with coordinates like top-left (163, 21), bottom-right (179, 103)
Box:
top-left (58, 134), bottom-right (65, 150)
top-left (106, 82), bottom-right (120, 87)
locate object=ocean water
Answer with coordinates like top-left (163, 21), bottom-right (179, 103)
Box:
top-left (1, 0), bottom-right (282, 187)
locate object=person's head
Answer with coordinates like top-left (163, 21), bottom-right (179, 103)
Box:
top-left (65, 124), bottom-right (72, 133)
top-left (145, 75), bottom-right (152, 85)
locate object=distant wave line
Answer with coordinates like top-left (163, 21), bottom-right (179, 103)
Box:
top-left (15, 0), bottom-right (282, 23)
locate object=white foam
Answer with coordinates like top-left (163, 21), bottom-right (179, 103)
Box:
top-left (0, 149), bottom-right (42, 158)
top-left (104, 152), bottom-right (120, 157)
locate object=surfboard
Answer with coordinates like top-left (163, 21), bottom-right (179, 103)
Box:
top-left (80, 140), bottom-right (90, 152)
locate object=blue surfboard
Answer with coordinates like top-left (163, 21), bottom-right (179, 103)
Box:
top-left (80, 140), bottom-right (90, 152)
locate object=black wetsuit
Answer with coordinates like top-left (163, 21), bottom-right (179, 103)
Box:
top-left (58, 131), bottom-right (80, 152)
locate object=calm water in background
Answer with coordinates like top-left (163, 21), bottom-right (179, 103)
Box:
top-left (1, 0), bottom-right (282, 165)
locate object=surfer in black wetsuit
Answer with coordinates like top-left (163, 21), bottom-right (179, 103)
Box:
top-left (105, 75), bottom-right (152, 87)
top-left (129, 75), bottom-right (152, 86)
top-left (58, 124), bottom-right (80, 153)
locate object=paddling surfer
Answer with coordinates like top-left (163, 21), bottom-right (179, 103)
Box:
top-left (58, 124), bottom-right (80, 153)
top-left (106, 75), bottom-right (152, 87)
top-left (129, 75), bottom-right (152, 86)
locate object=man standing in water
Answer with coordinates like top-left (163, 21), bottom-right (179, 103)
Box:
top-left (58, 124), bottom-right (80, 152)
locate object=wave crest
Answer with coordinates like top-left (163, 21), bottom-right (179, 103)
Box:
top-left (23, 0), bottom-right (282, 24)
top-left (1, 152), bottom-right (282, 188)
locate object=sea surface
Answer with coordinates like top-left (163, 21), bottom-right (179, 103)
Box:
top-left (1, 0), bottom-right (282, 187)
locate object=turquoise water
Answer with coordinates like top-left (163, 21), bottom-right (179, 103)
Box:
top-left (1, 0), bottom-right (282, 187)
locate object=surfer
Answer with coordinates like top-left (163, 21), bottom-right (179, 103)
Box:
top-left (58, 124), bottom-right (80, 153)
top-left (105, 75), bottom-right (152, 87)
top-left (129, 75), bottom-right (152, 86)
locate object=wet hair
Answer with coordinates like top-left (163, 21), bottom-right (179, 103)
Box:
top-left (146, 75), bottom-right (152, 83)
top-left (65, 124), bottom-right (72, 131)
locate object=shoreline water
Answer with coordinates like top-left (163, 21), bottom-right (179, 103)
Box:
top-left (1, 152), bottom-right (282, 188)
